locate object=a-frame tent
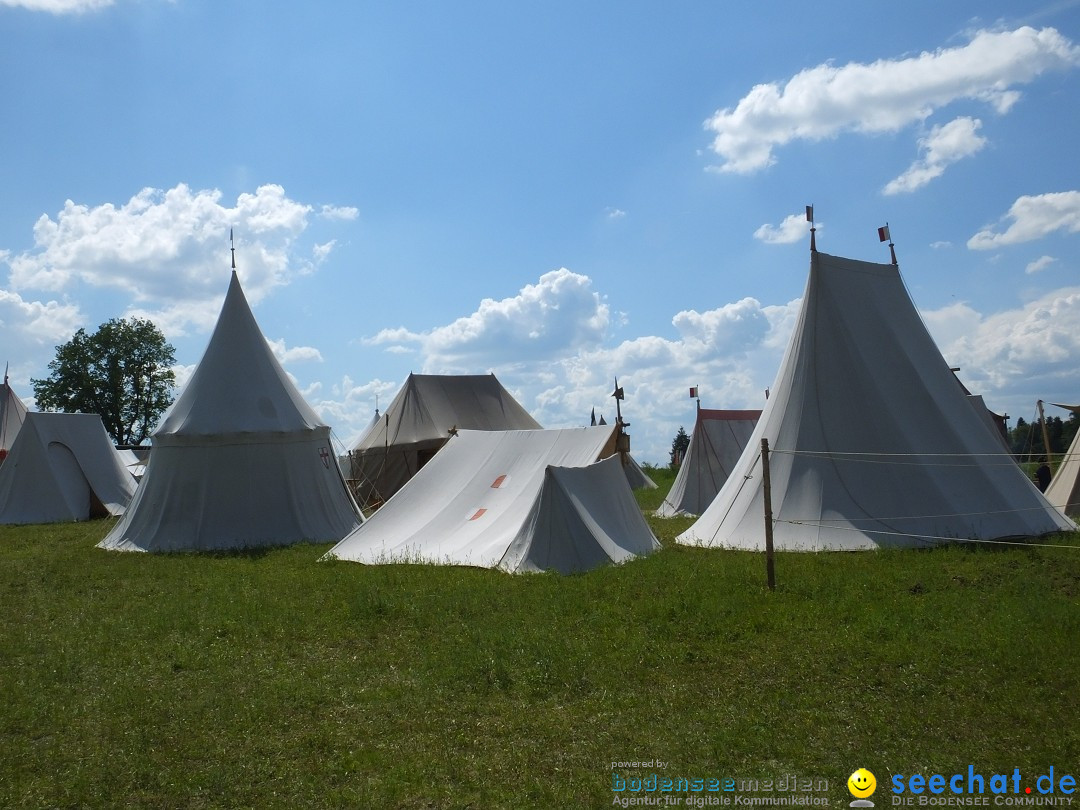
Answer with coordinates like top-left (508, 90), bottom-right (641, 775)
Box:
top-left (657, 408), bottom-right (761, 517)
top-left (679, 247), bottom-right (1074, 551)
top-left (1045, 403), bottom-right (1080, 518)
top-left (0, 372), bottom-right (28, 461)
top-left (100, 270), bottom-right (362, 552)
top-left (0, 412), bottom-right (136, 524)
top-left (347, 373), bottom-right (541, 509)
top-left (326, 425), bottom-right (660, 573)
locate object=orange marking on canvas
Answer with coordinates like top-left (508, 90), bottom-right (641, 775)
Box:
top-left (490, 474), bottom-right (507, 488)
top-left (469, 508), bottom-right (487, 521)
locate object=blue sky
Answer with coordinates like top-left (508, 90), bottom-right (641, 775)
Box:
top-left (2, 0), bottom-right (1079, 464)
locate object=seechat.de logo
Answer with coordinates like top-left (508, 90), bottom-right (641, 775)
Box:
top-left (849, 768), bottom-right (877, 808)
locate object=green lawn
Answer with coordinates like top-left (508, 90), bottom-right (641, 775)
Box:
top-left (2, 482), bottom-right (1078, 808)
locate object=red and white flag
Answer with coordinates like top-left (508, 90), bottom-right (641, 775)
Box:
top-left (878, 224), bottom-right (891, 242)
top-left (805, 205), bottom-right (814, 223)
top-left (689, 386), bottom-right (698, 399)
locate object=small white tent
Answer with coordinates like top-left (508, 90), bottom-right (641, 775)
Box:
top-left (679, 248), bottom-right (1074, 551)
top-left (100, 270), bottom-right (361, 552)
top-left (657, 408), bottom-right (761, 517)
top-left (0, 372), bottom-right (28, 461)
top-left (347, 373), bottom-right (542, 509)
top-left (0, 412), bottom-right (136, 524)
top-left (326, 426), bottom-right (660, 573)
top-left (1045, 403), bottom-right (1080, 518)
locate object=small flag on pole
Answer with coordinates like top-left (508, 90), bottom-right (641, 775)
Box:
top-left (590, 407), bottom-right (596, 426)
top-left (612, 385), bottom-right (624, 401)
top-left (689, 386), bottom-right (698, 399)
top-left (805, 205), bottom-right (814, 223)
top-left (878, 224), bottom-right (891, 242)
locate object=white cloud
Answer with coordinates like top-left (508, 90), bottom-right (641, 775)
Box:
top-left (883, 117), bottom-right (987, 194)
top-left (605, 207), bottom-right (627, 221)
top-left (266, 337), bottom-right (324, 365)
top-left (0, 0), bottom-right (112, 12)
top-left (0, 288), bottom-right (82, 354)
top-left (923, 287), bottom-right (1080, 412)
top-left (1026, 255), bottom-right (1057, 274)
top-left (968, 191), bottom-right (1080, 249)
top-left (319, 205), bottom-right (359, 221)
top-left (368, 269), bottom-right (611, 371)
top-left (754, 213), bottom-right (814, 244)
top-left (704, 26), bottom-right (1079, 174)
top-left (2, 183), bottom-right (344, 338)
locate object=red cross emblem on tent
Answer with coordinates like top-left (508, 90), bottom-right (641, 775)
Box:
top-left (319, 447), bottom-right (330, 468)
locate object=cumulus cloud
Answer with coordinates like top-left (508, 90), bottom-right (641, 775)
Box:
top-left (968, 191), bottom-right (1080, 249)
top-left (266, 338), bottom-right (324, 365)
top-left (0, 0), bottom-right (112, 12)
top-left (883, 117), bottom-right (987, 194)
top-left (754, 213), bottom-right (813, 244)
top-left (704, 26), bottom-right (1079, 174)
top-left (1026, 255), bottom-right (1057, 274)
top-left (368, 269), bottom-right (611, 370)
top-left (605, 208), bottom-right (627, 221)
top-left (923, 287), bottom-right (1080, 411)
top-left (0, 288), bottom-right (82, 349)
top-left (2, 183), bottom-right (342, 338)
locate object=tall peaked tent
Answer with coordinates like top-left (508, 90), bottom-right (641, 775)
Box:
top-left (1045, 403), bottom-right (1080, 518)
top-left (100, 270), bottom-right (361, 552)
top-left (0, 412), bottom-right (136, 524)
top-left (657, 408), bottom-right (761, 517)
top-left (679, 249), bottom-right (1074, 551)
top-left (347, 373), bottom-right (541, 508)
top-left (327, 426), bottom-right (660, 573)
top-left (0, 374), bottom-right (28, 460)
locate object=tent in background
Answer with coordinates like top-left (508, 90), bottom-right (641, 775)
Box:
top-left (1045, 403), bottom-right (1080, 518)
top-left (346, 373), bottom-right (542, 509)
top-left (326, 426), bottom-right (660, 573)
top-left (100, 270), bottom-right (362, 552)
top-left (0, 371), bottom-right (28, 461)
top-left (0, 412), bottom-right (136, 524)
top-left (657, 408), bottom-right (761, 517)
top-left (679, 247), bottom-right (1074, 551)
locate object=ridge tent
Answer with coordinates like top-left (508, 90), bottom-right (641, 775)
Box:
top-left (326, 426), bottom-right (660, 573)
top-left (1045, 403), bottom-right (1080, 518)
top-left (0, 374), bottom-right (28, 461)
top-left (100, 270), bottom-right (361, 552)
top-left (346, 373), bottom-right (542, 509)
top-left (656, 408), bottom-right (761, 517)
top-left (678, 249), bottom-right (1074, 551)
top-left (0, 412), bottom-right (136, 524)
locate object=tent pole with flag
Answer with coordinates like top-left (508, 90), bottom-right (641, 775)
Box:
top-left (806, 204), bottom-right (816, 252)
top-left (879, 222), bottom-right (897, 265)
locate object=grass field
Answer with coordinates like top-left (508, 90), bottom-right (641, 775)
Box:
top-left (2, 467), bottom-right (1078, 808)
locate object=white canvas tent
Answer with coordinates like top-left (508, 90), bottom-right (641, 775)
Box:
top-left (100, 270), bottom-right (362, 552)
top-left (0, 412), bottom-right (136, 524)
top-left (657, 408), bottom-right (761, 517)
top-left (346, 373), bottom-right (542, 508)
top-left (326, 426), bottom-right (660, 573)
top-left (1045, 403), bottom-right (1080, 518)
top-left (0, 372), bottom-right (28, 460)
top-left (679, 248), bottom-right (1074, 551)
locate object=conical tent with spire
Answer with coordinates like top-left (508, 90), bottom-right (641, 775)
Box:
top-left (0, 369), bottom-right (28, 461)
top-left (679, 240), bottom-right (1074, 551)
top-left (100, 269), bottom-right (362, 552)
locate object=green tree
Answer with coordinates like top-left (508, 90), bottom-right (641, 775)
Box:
top-left (32, 317), bottom-right (176, 446)
top-left (670, 425), bottom-right (690, 468)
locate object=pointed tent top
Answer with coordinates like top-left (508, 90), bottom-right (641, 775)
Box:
top-left (155, 269), bottom-right (326, 438)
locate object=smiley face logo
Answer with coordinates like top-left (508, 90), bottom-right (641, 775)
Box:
top-left (848, 768), bottom-right (877, 798)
